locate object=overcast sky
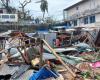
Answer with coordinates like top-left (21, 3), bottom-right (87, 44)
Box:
top-left (10, 0), bottom-right (81, 20)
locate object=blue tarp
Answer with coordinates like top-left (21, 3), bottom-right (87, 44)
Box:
top-left (29, 66), bottom-right (59, 80)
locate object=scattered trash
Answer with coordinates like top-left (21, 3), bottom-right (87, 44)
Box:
top-left (0, 29), bottom-right (100, 80)
top-left (29, 65), bottom-right (61, 80)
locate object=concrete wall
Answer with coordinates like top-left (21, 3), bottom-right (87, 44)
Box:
top-left (38, 32), bottom-right (56, 47)
top-left (96, 13), bottom-right (100, 22)
top-left (64, 0), bottom-right (100, 27)
top-left (65, 0), bottom-right (100, 18)
top-left (0, 1), bottom-right (2, 8)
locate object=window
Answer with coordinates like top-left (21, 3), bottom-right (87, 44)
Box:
top-left (76, 6), bottom-right (79, 10)
top-left (73, 20), bottom-right (77, 26)
top-left (66, 22), bottom-right (68, 26)
top-left (90, 15), bottom-right (95, 23)
top-left (67, 21), bottom-right (71, 26)
top-left (10, 15), bottom-right (15, 18)
top-left (0, 10), bottom-right (3, 13)
top-left (2, 15), bottom-right (9, 18)
top-left (68, 22), bottom-right (71, 26)
top-left (84, 17), bottom-right (88, 24)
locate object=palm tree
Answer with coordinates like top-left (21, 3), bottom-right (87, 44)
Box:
top-left (36, 0), bottom-right (48, 20)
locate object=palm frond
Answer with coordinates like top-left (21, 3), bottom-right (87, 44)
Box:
top-left (35, 0), bottom-right (41, 3)
top-left (36, 0), bottom-right (48, 19)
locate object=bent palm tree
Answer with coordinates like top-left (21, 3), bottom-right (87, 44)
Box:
top-left (36, 0), bottom-right (48, 20)
top-left (40, 0), bottom-right (48, 19)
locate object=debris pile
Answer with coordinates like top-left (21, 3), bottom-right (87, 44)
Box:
top-left (0, 28), bottom-right (100, 80)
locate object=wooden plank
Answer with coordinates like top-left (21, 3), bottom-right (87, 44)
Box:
top-left (43, 39), bottom-right (76, 77)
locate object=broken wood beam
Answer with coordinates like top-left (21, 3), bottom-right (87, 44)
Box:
top-left (43, 39), bottom-right (76, 77)
top-left (17, 48), bottom-right (29, 64)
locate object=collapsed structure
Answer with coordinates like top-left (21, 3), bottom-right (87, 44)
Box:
top-left (0, 28), bottom-right (99, 80)
top-left (0, 0), bottom-right (100, 80)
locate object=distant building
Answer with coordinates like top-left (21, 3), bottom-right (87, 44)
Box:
top-left (0, 1), bottom-right (7, 13)
top-left (0, 0), bottom-right (19, 14)
top-left (0, 8), bottom-right (7, 13)
top-left (63, 0), bottom-right (100, 28)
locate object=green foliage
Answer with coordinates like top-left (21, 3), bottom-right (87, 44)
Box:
top-left (40, 0), bottom-right (48, 19)
top-left (81, 71), bottom-right (91, 78)
top-left (36, 0), bottom-right (48, 19)
top-left (40, 0), bottom-right (48, 13)
top-left (95, 75), bottom-right (100, 80)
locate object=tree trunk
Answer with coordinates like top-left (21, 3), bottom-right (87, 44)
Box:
top-left (42, 12), bottom-right (45, 21)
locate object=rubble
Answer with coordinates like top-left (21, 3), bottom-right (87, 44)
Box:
top-left (0, 28), bottom-right (100, 80)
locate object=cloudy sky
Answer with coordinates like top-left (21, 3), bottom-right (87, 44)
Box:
top-left (10, 0), bottom-right (81, 20)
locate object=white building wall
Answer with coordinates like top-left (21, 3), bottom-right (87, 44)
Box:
top-left (96, 14), bottom-right (100, 22)
top-left (95, 0), bottom-right (100, 7)
top-left (95, 13), bottom-right (100, 27)
top-left (67, 0), bottom-right (100, 18)
top-left (0, 1), bottom-right (2, 8)
top-left (67, 0), bottom-right (91, 17)
top-left (64, 0), bottom-right (100, 27)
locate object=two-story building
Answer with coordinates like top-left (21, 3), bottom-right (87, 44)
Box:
top-left (63, 0), bottom-right (100, 28)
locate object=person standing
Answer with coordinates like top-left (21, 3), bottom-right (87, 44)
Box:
top-left (55, 37), bottom-right (61, 47)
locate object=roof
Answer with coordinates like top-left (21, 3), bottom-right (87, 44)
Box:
top-left (64, 0), bottom-right (89, 11)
